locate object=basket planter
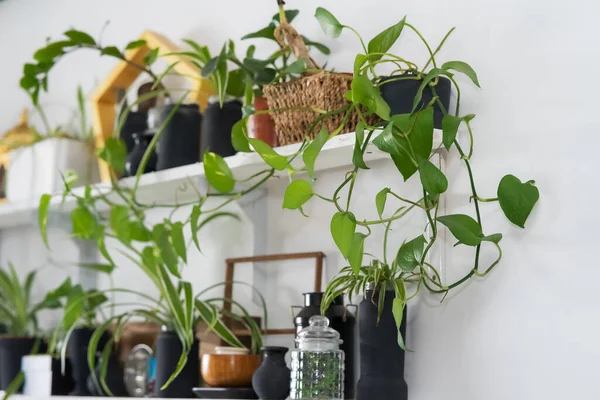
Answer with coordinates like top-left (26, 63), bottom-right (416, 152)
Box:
top-left (263, 72), bottom-right (368, 146)
top-left (6, 138), bottom-right (98, 202)
top-left (380, 74), bottom-right (452, 129)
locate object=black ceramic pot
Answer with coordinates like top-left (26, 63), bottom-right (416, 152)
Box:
top-left (252, 347), bottom-right (290, 400)
top-left (120, 111), bottom-right (148, 154)
top-left (293, 292), bottom-right (356, 399)
top-left (125, 132), bottom-right (158, 177)
top-left (380, 74), bottom-right (451, 129)
top-left (356, 289), bottom-right (407, 400)
top-left (87, 352), bottom-right (128, 396)
top-left (200, 100), bottom-right (242, 159)
top-left (154, 331), bottom-right (200, 398)
top-left (0, 337), bottom-right (36, 392)
top-left (67, 327), bottom-right (97, 396)
top-left (51, 357), bottom-right (74, 395)
top-left (156, 104), bottom-right (202, 171)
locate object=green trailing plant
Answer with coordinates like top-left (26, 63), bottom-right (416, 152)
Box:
top-left (230, 7), bottom-right (540, 349)
top-left (37, 91), bottom-right (276, 392)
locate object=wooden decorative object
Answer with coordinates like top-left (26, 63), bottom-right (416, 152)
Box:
top-left (201, 354), bottom-right (261, 388)
top-left (90, 30), bottom-right (214, 182)
top-left (224, 252), bottom-right (326, 335)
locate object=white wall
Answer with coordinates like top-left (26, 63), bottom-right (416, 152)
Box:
top-left (1, 0), bottom-right (599, 399)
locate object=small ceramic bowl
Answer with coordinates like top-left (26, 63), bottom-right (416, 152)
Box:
top-left (201, 353), bottom-right (261, 388)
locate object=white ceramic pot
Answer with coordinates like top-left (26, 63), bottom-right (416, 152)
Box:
top-left (22, 355), bottom-right (52, 396)
top-left (6, 138), bottom-right (99, 202)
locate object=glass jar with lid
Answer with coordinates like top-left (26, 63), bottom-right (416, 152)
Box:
top-left (290, 315), bottom-right (345, 399)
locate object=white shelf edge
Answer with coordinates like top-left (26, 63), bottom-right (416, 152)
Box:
top-left (0, 129), bottom-right (443, 230)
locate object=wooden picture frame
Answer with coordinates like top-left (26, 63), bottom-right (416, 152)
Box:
top-left (224, 252), bottom-right (326, 335)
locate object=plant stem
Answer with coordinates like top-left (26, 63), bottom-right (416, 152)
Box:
top-left (405, 23), bottom-right (437, 72)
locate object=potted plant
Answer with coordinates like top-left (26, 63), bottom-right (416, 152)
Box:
top-left (240, 7), bottom-right (332, 147)
top-left (0, 264), bottom-right (69, 393)
top-left (37, 100), bottom-right (276, 397)
top-left (2, 86), bottom-right (98, 202)
top-left (230, 7), bottom-right (541, 399)
top-left (21, 29), bottom-right (203, 173)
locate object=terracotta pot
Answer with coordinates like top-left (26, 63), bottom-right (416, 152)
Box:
top-left (249, 97), bottom-right (278, 147)
top-left (201, 354), bottom-right (260, 388)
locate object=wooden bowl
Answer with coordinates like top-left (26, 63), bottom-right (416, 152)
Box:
top-left (201, 354), bottom-right (261, 388)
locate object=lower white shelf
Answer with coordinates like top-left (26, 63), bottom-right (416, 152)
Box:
top-left (0, 129), bottom-right (443, 230)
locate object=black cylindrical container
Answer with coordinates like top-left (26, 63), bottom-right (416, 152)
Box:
top-left (200, 100), bottom-right (242, 159)
top-left (120, 111), bottom-right (148, 154)
top-left (51, 357), bottom-right (74, 395)
top-left (67, 327), bottom-right (96, 396)
top-left (252, 346), bottom-right (290, 400)
top-left (293, 292), bottom-right (356, 399)
top-left (156, 104), bottom-right (202, 171)
top-left (154, 331), bottom-right (199, 398)
top-left (87, 352), bottom-right (128, 396)
top-left (0, 337), bottom-right (36, 392)
top-left (380, 74), bottom-right (451, 129)
top-left (356, 289), bottom-right (407, 400)
top-left (125, 132), bottom-right (158, 177)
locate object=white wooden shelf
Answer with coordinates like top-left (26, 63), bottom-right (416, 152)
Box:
top-left (0, 129), bottom-right (443, 230)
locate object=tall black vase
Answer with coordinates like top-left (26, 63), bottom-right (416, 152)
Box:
top-left (0, 337), bottom-right (36, 392)
top-left (356, 290), bottom-right (407, 400)
top-left (293, 292), bottom-right (356, 399)
top-left (252, 347), bottom-right (290, 400)
top-left (125, 132), bottom-right (158, 177)
top-left (86, 352), bottom-right (128, 396)
top-left (120, 111), bottom-right (148, 154)
top-left (156, 104), bottom-right (202, 171)
top-left (154, 331), bottom-right (199, 398)
top-left (67, 327), bottom-right (97, 396)
top-left (380, 74), bottom-right (451, 129)
top-left (200, 100), bottom-right (242, 159)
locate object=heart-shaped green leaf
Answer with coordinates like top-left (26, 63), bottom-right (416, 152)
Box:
top-left (283, 180), bottom-right (313, 210)
top-left (442, 61), bottom-right (480, 88)
top-left (442, 114), bottom-right (461, 150)
top-left (315, 7), bottom-right (344, 38)
top-left (204, 152), bottom-right (235, 193)
top-left (170, 222), bottom-right (187, 263)
top-left (248, 138), bottom-right (288, 170)
top-left (367, 16), bottom-right (406, 61)
top-left (352, 122), bottom-right (369, 169)
top-left (375, 188), bottom-right (390, 219)
top-left (64, 30), bottom-right (96, 45)
top-left (231, 118), bottom-right (252, 153)
top-left (348, 233), bottom-right (367, 275)
top-left (437, 214), bottom-right (482, 246)
top-left (396, 235), bottom-right (426, 272)
top-left (497, 175), bottom-right (539, 228)
top-left (351, 75), bottom-right (390, 120)
top-left (330, 212), bottom-right (356, 258)
top-left (242, 25), bottom-right (276, 41)
top-left (418, 156), bottom-right (448, 195)
top-left (303, 128), bottom-right (330, 178)
top-left (392, 297), bottom-right (407, 350)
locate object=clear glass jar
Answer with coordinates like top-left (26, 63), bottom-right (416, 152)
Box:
top-left (290, 315), bottom-right (345, 400)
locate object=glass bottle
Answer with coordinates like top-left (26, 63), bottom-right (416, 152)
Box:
top-left (290, 316), bottom-right (345, 400)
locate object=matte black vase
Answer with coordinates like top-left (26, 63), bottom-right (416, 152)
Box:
top-left (157, 104), bottom-right (202, 171)
top-left (0, 337), bottom-right (36, 392)
top-left (380, 74), bottom-right (451, 129)
top-left (200, 100), bottom-right (242, 159)
top-left (154, 330), bottom-right (199, 398)
top-left (86, 352), bottom-right (128, 396)
top-left (293, 292), bottom-right (356, 399)
top-left (51, 357), bottom-right (74, 395)
top-left (67, 327), bottom-right (96, 396)
top-left (120, 111), bottom-right (148, 154)
top-left (125, 132), bottom-right (158, 177)
top-left (252, 347), bottom-right (291, 400)
top-left (356, 289), bottom-right (407, 400)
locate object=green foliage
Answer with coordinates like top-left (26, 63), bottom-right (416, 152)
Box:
top-left (315, 7), bottom-right (344, 38)
top-left (418, 157), bottom-right (448, 195)
top-left (396, 235), bottom-right (426, 272)
top-left (367, 17), bottom-right (406, 61)
top-left (97, 138), bottom-right (127, 173)
top-left (303, 129), bottom-right (330, 178)
top-left (248, 138), bottom-right (288, 170)
top-left (497, 175), bottom-right (539, 228)
top-left (283, 180), bottom-right (313, 210)
top-left (204, 152), bottom-right (236, 193)
top-left (330, 212), bottom-right (356, 259)
top-left (437, 214), bottom-right (483, 246)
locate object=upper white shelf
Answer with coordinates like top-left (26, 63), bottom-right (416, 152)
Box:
top-left (0, 129), bottom-right (443, 230)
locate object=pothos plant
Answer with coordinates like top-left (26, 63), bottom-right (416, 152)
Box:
top-left (36, 94), bottom-right (275, 393)
top-left (229, 7), bottom-right (540, 349)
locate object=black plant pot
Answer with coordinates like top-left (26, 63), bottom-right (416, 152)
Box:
top-left (200, 100), bottom-right (242, 159)
top-left (125, 132), bottom-right (158, 177)
top-left (87, 352), bottom-right (128, 397)
top-left (293, 292), bottom-right (356, 399)
top-left (380, 74), bottom-right (451, 129)
top-left (120, 111), bottom-right (148, 154)
top-left (252, 346), bottom-right (291, 400)
top-left (154, 331), bottom-right (199, 398)
top-left (156, 104), bottom-right (202, 171)
top-left (51, 357), bottom-right (74, 395)
top-left (67, 327), bottom-right (109, 396)
top-left (0, 337), bottom-right (37, 392)
top-left (356, 289), bottom-right (407, 400)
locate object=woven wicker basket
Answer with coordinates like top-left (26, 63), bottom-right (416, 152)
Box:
top-left (263, 72), bottom-right (366, 146)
